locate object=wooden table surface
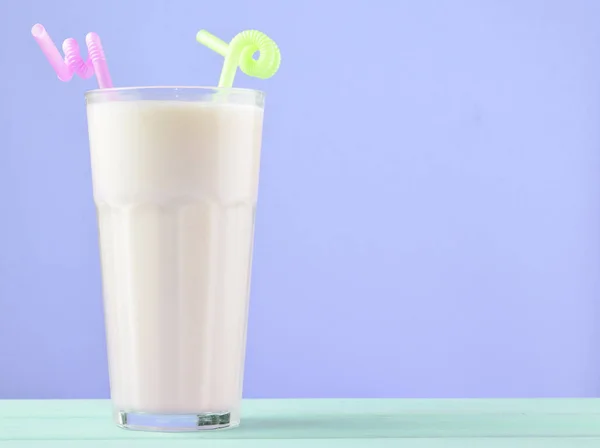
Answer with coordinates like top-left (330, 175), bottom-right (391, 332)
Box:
top-left (2, 399), bottom-right (600, 447)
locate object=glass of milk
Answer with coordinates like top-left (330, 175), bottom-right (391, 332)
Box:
top-left (85, 86), bottom-right (264, 431)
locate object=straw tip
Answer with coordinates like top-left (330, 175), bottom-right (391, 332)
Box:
top-left (85, 32), bottom-right (100, 44)
top-left (196, 29), bottom-right (212, 42)
top-left (31, 23), bottom-right (45, 38)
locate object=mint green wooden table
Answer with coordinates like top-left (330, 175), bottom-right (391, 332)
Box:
top-left (2, 399), bottom-right (600, 447)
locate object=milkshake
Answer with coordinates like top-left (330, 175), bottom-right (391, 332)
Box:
top-left (86, 87), bottom-right (264, 431)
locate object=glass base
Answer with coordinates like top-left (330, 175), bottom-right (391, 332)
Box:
top-left (116, 410), bottom-right (237, 432)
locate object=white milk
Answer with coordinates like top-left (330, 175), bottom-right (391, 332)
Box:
top-left (86, 98), bottom-right (263, 423)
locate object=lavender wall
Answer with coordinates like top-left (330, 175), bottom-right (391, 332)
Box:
top-left (1, 0), bottom-right (600, 398)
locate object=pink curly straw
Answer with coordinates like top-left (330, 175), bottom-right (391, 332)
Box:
top-left (31, 23), bottom-right (113, 89)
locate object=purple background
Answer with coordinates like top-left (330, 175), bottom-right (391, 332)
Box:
top-left (1, 0), bottom-right (600, 399)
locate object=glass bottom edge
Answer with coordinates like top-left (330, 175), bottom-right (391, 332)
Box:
top-left (116, 410), bottom-right (238, 432)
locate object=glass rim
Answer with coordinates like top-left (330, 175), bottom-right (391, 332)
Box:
top-left (85, 86), bottom-right (265, 97)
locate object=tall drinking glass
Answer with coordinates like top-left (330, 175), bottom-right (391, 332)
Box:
top-left (85, 87), bottom-right (264, 431)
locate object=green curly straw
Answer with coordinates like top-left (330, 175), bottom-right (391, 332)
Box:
top-left (196, 29), bottom-right (281, 88)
